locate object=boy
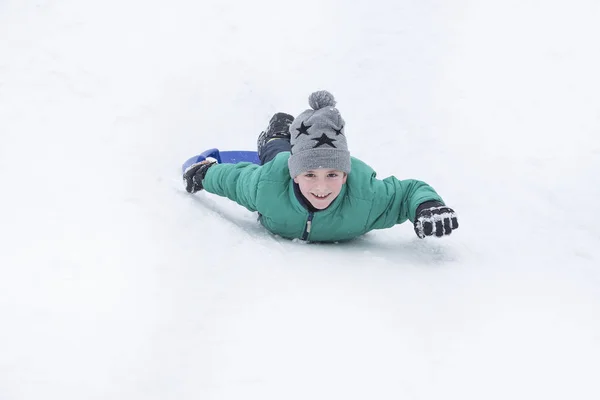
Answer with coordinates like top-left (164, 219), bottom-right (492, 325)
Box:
top-left (184, 90), bottom-right (458, 242)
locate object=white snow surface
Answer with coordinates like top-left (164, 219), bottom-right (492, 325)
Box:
top-left (1, 0), bottom-right (600, 399)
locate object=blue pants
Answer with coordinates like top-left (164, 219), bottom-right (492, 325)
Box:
top-left (259, 138), bottom-right (291, 165)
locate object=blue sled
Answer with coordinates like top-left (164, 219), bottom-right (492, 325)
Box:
top-left (182, 148), bottom-right (260, 173)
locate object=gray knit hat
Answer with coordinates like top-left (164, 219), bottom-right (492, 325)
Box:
top-left (288, 90), bottom-right (351, 178)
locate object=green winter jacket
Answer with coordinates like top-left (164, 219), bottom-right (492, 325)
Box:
top-left (202, 152), bottom-right (443, 242)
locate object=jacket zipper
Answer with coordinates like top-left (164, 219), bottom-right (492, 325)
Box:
top-left (301, 212), bottom-right (314, 241)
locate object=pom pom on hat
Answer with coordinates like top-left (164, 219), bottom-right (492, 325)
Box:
top-left (308, 90), bottom-right (336, 110)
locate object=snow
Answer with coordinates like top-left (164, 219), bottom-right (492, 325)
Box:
top-left (1, 0), bottom-right (600, 399)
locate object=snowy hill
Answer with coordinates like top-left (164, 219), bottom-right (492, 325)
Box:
top-left (1, 0), bottom-right (599, 399)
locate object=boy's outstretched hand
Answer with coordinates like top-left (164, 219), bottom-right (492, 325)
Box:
top-left (414, 201), bottom-right (459, 238)
top-left (183, 158), bottom-right (217, 193)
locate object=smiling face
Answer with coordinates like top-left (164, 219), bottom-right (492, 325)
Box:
top-left (293, 169), bottom-right (347, 210)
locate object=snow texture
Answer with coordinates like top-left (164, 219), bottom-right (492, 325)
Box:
top-left (1, 0), bottom-right (600, 399)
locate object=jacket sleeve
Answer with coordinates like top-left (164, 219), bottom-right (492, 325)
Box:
top-left (201, 162), bottom-right (263, 212)
top-left (367, 176), bottom-right (444, 230)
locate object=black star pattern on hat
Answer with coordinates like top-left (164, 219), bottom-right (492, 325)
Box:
top-left (312, 133), bottom-right (337, 148)
top-left (295, 121), bottom-right (311, 138)
top-left (334, 125), bottom-right (344, 135)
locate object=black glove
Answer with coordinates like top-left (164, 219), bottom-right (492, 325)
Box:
top-left (183, 159), bottom-right (217, 193)
top-left (414, 201), bottom-right (459, 238)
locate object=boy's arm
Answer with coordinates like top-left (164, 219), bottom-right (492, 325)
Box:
top-left (200, 162), bottom-right (264, 212)
top-left (367, 177), bottom-right (444, 230)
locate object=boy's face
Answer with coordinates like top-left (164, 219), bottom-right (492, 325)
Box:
top-left (293, 169), bottom-right (347, 210)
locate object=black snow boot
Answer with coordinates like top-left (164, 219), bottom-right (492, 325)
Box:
top-left (257, 112), bottom-right (294, 159)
